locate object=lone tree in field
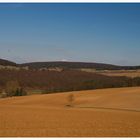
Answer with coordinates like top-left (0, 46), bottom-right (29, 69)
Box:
top-left (67, 93), bottom-right (75, 107)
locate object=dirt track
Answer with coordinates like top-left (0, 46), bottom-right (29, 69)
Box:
top-left (0, 87), bottom-right (140, 137)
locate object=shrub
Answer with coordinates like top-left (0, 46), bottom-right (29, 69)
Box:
top-left (5, 81), bottom-right (20, 97)
top-left (0, 90), bottom-right (7, 98)
top-left (5, 81), bottom-right (27, 97)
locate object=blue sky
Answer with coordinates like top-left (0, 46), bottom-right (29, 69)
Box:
top-left (0, 3), bottom-right (140, 65)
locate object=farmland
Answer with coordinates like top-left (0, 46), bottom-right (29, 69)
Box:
top-left (0, 87), bottom-right (140, 137)
top-left (1, 2), bottom-right (140, 138)
top-left (97, 70), bottom-right (140, 78)
top-left (80, 69), bottom-right (140, 78)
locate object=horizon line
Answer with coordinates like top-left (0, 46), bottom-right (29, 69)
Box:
top-left (1, 57), bottom-right (140, 67)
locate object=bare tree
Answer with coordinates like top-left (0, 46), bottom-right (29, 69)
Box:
top-left (67, 93), bottom-right (74, 107)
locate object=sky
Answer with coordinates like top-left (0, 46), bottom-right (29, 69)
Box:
top-left (0, 3), bottom-right (140, 65)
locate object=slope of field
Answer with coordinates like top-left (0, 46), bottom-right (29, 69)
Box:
top-left (79, 69), bottom-right (140, 78)
top-left (0, 87), bottom-right (140, 137)
top-left (98, 70), bottom-right (140, 78)
top-left (0, 69), bottom-right (135, 91)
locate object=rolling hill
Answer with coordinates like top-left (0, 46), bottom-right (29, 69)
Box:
top-left (1, 58), bottom-right (140, 70)
top-left (0, 58), bottom-right (17, 66)
top-left (0, 69), bottom-right (131, 90)
top-left (1, 58), bottom-right (140, 94)
top-left (0, 87), bottom-right (140, 137)
top-left (21, 61), bottom-right (140, 70)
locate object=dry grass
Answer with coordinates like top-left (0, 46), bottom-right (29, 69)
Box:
top-left (100, 72), bottom-right (140, 78)
top-left (98, 70), bottom-right (140, 78)
top-left (80, 69), bottom-right (140, 78)
top-left (0, 87), bottom-right (140, 137)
